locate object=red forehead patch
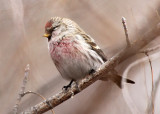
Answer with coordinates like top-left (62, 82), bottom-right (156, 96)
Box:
top-left (45, 21), bottom-right (52, 29)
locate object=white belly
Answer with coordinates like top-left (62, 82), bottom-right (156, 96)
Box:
top-left (49, 37), bottom-right (103, 80)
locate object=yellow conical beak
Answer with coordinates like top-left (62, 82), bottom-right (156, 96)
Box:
top-left (43, 33), bottom-right (51, 37)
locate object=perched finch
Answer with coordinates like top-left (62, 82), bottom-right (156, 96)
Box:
top-left (43, 17), bottom-right (134, 89)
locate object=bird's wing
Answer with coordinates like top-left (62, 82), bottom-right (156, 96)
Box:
top-left (81, 33), bottom-right (107, 62)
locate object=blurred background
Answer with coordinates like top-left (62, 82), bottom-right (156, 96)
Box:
top-left (0, 0), bottom-right (160, 114)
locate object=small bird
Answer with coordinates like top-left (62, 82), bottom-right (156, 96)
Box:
top-left (43, 17), bottom-right (134, 89)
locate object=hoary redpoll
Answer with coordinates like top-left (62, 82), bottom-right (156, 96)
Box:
top-left (43, 17), bottom-right (135, 89)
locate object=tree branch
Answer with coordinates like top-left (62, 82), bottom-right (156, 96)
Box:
top-left (22, 19), bottom-right (160, 113)
top-left (122, 17), bottom-right (131, 47)
top-left (13, 64), bottom-right (30, 114)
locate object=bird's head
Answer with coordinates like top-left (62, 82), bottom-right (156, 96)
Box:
top-left (43, 17), bottom-right (82, 41)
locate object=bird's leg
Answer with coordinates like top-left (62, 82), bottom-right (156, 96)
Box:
top-left (89, 69), bottom-right (96, 75)
top-left (63, 79), bottom-right (74, 90)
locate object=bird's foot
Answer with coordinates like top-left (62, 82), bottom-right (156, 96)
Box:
top-left (62, 80), bottom-right (74, 90)
top-left (89, 69), bottom-right (96, 75)
top-left (63, 85), bottom-right (71, 90)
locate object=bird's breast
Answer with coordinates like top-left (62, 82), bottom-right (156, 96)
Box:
top-left (49, 38), bottom-right (81, 62)
top-left (48, 36), bottom-right (103, 80)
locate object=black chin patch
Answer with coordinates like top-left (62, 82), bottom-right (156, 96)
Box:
top-left (48, 36), bottom-right (51, 41)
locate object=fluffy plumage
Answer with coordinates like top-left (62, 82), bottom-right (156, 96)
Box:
top-left (43, 17), bottom-right (134, 88)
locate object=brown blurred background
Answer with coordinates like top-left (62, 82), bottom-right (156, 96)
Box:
top-left (0, 0), bottom-right (160, 114)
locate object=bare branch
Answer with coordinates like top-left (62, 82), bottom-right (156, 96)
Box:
top-left (13, 64), bottom-right (30, 114)
top-left (140, 45), bottom-right (160, 53)
top-left (13, 64), bottom-right (55, 114)
top-left (140, 44), bottom-right (160, 114)
top-left (22, 91), bottom-right (55, 114)
top-left (122, 17), bottom-right (131, 47)
top-left (144, 53), bottom-right (154, 114)
top-left (147, 74), bottom-right (160, 114)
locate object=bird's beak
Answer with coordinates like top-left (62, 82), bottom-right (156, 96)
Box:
top-left (43, 33), bottom-right (51, 38)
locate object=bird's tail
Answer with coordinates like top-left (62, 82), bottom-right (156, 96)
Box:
top-left (100, 72), bottom-right (135, 88)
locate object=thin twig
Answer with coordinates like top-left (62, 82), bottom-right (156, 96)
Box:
top-left (13, 64), bottom-right (55, 114)
top-left (142, 62), bottom-right (149, 100)
top-left (152, 75), bottom-right (160, 111)
top-left (136, 44), bottom-right (160, 114)
top-left (21, 91), bottom-right (55, 114)
top-left (140, 45), bottom-right (160, 53)
top-left (22, 91), bottom-right (46, 100)
top-left (122, 17), bottom-right (131, 47)
top-left (13, 64), bottom-right (30, 114)
top-left (146, 74), bottom-right (160, 114)
top-left (140, 45), bottom-right (160, 107)
top-left (144, 53), bottom-right (154, 114)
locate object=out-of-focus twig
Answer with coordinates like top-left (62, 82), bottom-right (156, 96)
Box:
top-left (140, 45), bottom-right (160, 53)
top-left (13, 64), bottom-right (55, 114)
top-left (142, 62), bottom-right (149, 100)
top-left (122, 17), bottom-right (131, 47)
top-left (139, 44), bottom-right (160, 114)
top-left (144, 53), bottom-right (154, 114)
top-left (13, 64), bottom-right (30, 114)
top-left (146, 74), bottom-right (160, 114)
top-left (21, 91), bottom-right (55, 114)
top-left (22, 91), bottom-right (46, 101)
top-left (155, 10), bottom-right (160, 20)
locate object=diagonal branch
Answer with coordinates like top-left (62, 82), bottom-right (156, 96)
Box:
top-left (22, 19), bottom-right (160, 113)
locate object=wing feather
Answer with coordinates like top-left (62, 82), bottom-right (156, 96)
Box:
top-left (80, 33), bottom-right (107, 62)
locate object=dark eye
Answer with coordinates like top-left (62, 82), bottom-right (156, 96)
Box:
top-left (46, 25), bottom-right (60, 36)
top-left (53, 25), bottom-right (59, 30)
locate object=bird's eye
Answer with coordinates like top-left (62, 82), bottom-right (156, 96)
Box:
top-left (46, 25), bottom-right (60, 33)
top-left (53, 25), bottom-right (59, 31)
